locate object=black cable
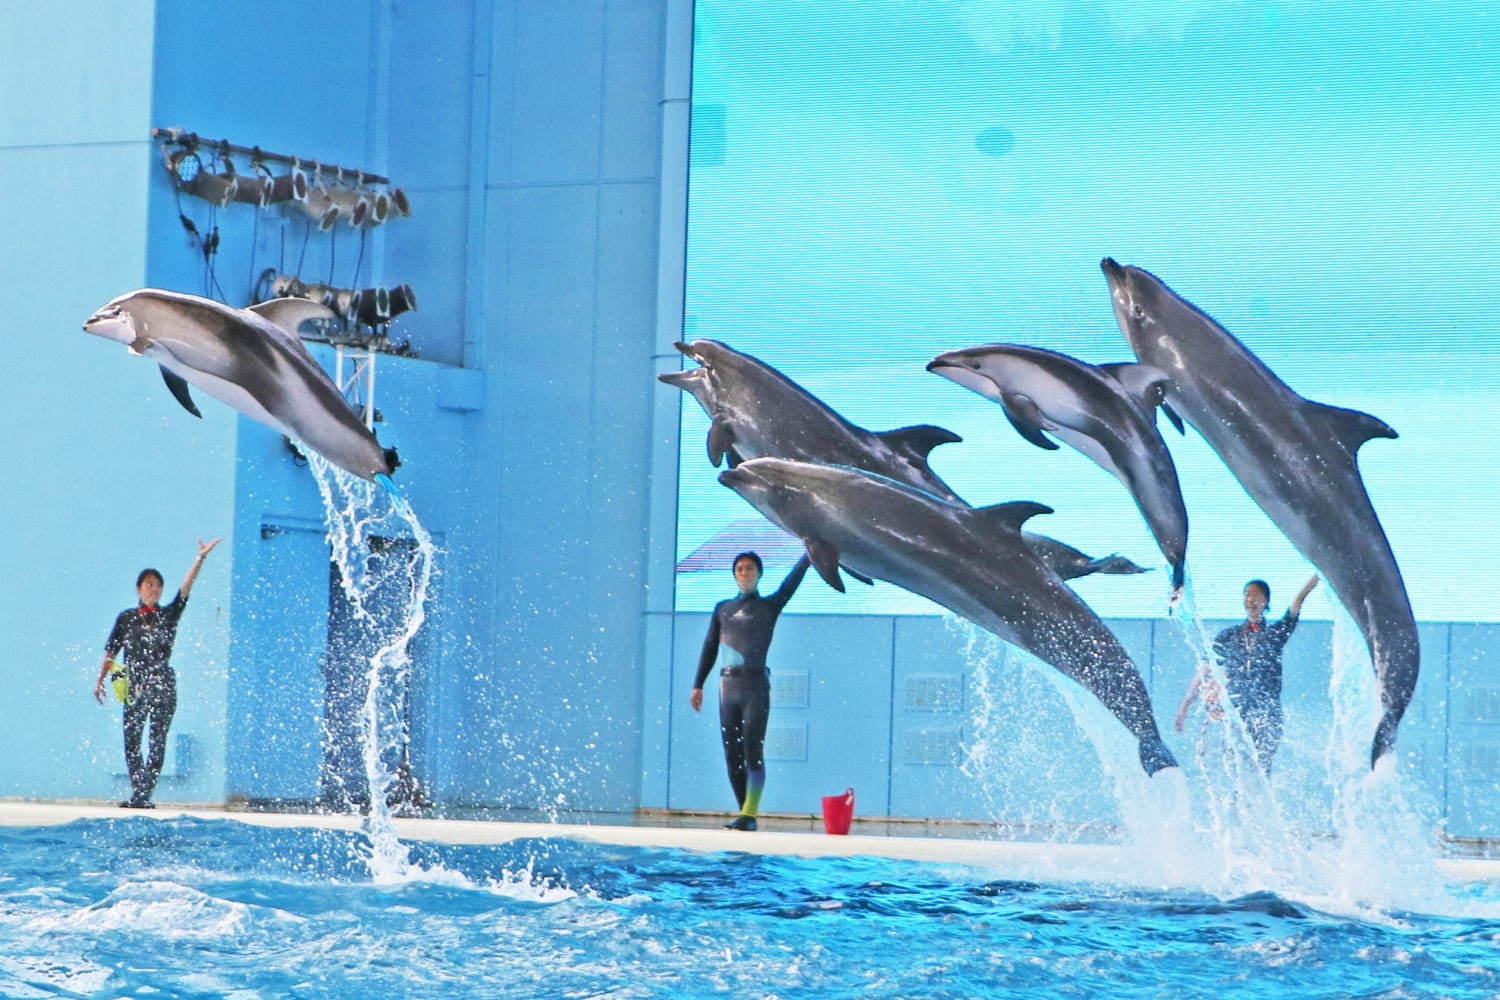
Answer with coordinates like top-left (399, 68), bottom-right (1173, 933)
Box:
top-left (352, 227), bottom-right (367, 290)
top-left (296, 215), bottom-right (310, 277)
top-left (248, 202), bottom-right (260, 302)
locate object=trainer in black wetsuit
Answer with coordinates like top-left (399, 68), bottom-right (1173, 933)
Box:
top-left (94, 540), bottom-right (219, 808)
top-left (1176, 574), bottom-right (1319, 772)
top-left (690, 551), bottom-right (811, 831)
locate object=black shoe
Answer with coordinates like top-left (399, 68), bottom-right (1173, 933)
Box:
top-left (724, 814), bottom-right (758, 831)
top-left (121, 799), bottom-right (154, 810)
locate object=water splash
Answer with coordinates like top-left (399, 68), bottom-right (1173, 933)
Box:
top-left (303, 451), bottom-right (435, 882)
top-left (953, 589), bottom-right (1483, 920)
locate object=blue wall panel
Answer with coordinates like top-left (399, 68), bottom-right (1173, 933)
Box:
top-left (502, 0), bottom-right (607, 186)
top-left (1447, 624), bottom-right (1500, 839)
top-left (0, 1), bottom-right (241, 806)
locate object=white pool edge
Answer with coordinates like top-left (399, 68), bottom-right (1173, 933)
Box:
top-left (2, 801), bottom-right (1495, 885)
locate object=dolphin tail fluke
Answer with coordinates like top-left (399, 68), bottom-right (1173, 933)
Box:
top-left (1371, 711), bottom-right (1402, 769)
top-left (160, 367), bottom-right (203, 418)
top-left (1139, 737), bottom-right (1177, 776)
top-left (1170, 561), bottom-right (1186, 592)
top-left (1087, 554), bottom-right (1151, 576)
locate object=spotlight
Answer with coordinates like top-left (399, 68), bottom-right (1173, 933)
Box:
top-left (170, 150), bottom-right (202, 185)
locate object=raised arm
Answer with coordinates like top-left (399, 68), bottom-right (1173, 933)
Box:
top-left (1288, 574), bottom-right (1320, 617)
top-left (767, 554), bottom-right (811, 611)
top-left (178, 538), bottom-right (221, 600)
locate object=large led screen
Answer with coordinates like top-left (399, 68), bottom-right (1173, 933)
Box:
top-left (673, 1), bottom-right (1500, 622)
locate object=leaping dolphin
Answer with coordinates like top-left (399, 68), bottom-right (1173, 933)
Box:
top-left (719, 457), bottom-right (1178, 776)
top-left (660, 338), bottom-right (1147, 583)
top-left (1100, 258), bottom-right (1417, 767)
top-left (659, 339), bottom-right (965, 502)
top-left (928, 344), bottom-right (1190, 594)
top-left (83, 288), bottom-right (397, 482)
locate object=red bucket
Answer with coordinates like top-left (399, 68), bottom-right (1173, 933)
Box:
top-left (821, 787), bottom-right (855, 835)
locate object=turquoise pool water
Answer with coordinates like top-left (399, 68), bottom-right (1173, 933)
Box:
top-left (1, 817), bottom-right (1496, 999)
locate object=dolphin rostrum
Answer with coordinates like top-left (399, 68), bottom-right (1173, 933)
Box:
top-left (719, 457), bottom-right (1178, 775)
top-left (661, 338), bottom-right (1147, 582)
top-left (928, 344), bottom-right (1189, 594)
top-left (1100, 258), bottom-right (1417, 766)
top-left (83, 288), bottom-right (397, 482)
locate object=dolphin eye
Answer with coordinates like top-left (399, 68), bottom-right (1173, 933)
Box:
top-left (1132, 304), bottom-right (1145, 319)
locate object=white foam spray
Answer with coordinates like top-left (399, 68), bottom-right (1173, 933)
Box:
top-left (304, 452), bottom-right (434, 882)
top-left (955, 589), bottom-right (1490, 919)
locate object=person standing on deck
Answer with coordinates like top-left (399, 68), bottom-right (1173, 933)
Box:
top-left (94, 539), bottom-right (220, 808)
top-left (690, 551), bottom-right (811, 831)
top-left (1175, 574), bottom-right (1320, 772)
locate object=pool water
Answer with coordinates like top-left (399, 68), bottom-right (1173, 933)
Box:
top-left (1, 817), bottom-right (1496, 999)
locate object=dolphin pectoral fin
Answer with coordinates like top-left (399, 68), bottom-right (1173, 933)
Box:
top-left (707, 416), bottom-right (737, 468)
top-left (1161, 402), bottom-right (1186, 436)
top-left (159, 367), bottom-right (203, 418)
top-left (843, 565), bottom-right (875, 586)
top-left (999, 393), bottom-right (1059, 451)
top-left (876, 424), bottom-right (963, 460)
top-left (1310, 401), bottom-right (1399, 452)
top-left (974, 501), bottom-right (1053, 533)
top-left (802, 537), bottom-right (846, 593)
top-left (1099, 362), bottom-right (1172, 411)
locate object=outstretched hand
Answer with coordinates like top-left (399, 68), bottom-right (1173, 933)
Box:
top-left (92, 677), bottom-right (105, 705)
top-left (689, 688), bottom-right (703, 713)
top-left (198, 538), bottom-right (221, 559)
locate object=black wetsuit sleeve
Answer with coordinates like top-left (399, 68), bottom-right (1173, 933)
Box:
top-left (161, 590), bottom-right (188, 627)
top-left (1211, 625), bottom-right (1237, 663)
top-left (766, 555), bottom-right (811, 612)
top-left (1267, 611), bottom-right (1298, 644)
top-left (693, 606), bottom-right (723, 690)
top-left (103, 611), bottom-right (130, 660)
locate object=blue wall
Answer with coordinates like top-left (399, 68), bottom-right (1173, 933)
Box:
top-left (144, 0), bottom-right (676, 814)
top-left (0, 1), bottom-right (238, 804)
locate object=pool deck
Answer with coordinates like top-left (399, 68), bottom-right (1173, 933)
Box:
top-left (3, 800), bottom-right (1498, 883)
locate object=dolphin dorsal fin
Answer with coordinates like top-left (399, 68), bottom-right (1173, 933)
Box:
top-left (875, 424), bottom-right (962, 460)
top-left (247, 297), bottom-right (338, 336)
top-left (1099, 362), bottom-right (1172, 411)
top-left (1310, 401), bottom-right (1398, 452)
top-left (972, 500), bottom-right (1053, 533)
